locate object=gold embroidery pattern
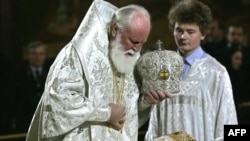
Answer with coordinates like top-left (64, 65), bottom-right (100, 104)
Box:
top-left (109, 67), bottom-right (126, 133)
top-left (167, 131), bottom-right (197, 141)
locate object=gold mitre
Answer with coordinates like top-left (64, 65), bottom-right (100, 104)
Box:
top-left (153, 131), bottom-right (197, 141)
top-left (137, 40), bottom-right (183, 94)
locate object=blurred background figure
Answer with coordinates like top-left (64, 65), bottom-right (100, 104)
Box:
top-left (227, 23), bottom-right (246, 47)
top-left (12, 41), bottom-right (51, 134)
top-left (202, 18), bottom-right (227, 58)
top-left (217, 22), bottom-right (250, 68)
top-left (224, 45), bottom-right (250, 124)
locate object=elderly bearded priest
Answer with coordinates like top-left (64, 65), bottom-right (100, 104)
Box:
top-left (25, 0), bottom-right (171, 141)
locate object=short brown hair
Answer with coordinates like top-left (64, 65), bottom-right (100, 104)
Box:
top-left (168, 0), bottom-right (212, 35)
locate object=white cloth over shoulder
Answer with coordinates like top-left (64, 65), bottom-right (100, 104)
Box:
top-left (145, 55), bottom-right (238, 141)
top-left (26, 0), bottom-right (140, 141)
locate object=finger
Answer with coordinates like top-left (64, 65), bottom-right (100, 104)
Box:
top-left (119, 115), bottom-right (125, 122)
top-left (113, 122), bottom-right (123, 131)
top-left (119, 106), bottom-right (126, 117)
top-left (147, 89), bottom-right (160, 100)
top-left (164, 91), bottom-right (172, 98)
top-left (145, 94), bottom-right (158, 104)
top-left (156, 90), bottom-right (167, 100)
top-left (121, 111), bottom-right (126, 118)
top-left (118, 105), bottom-right (125, 112)
top-left (119, 117), bottom-right (125, 123)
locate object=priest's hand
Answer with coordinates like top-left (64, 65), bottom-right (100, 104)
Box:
top-left (108, 103), bottom-right (126, 131)
top-left (144, 89), bottom-right (171, 104)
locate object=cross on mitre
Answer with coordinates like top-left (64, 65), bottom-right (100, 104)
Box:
top-left (156, 40), bottom-right (163, 51)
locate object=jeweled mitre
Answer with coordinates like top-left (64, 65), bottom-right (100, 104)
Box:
top-left (137, 41), bottom-right (183, 94)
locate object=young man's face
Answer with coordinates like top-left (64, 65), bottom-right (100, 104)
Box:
top-left (173, 22), bottom-right (205, 57)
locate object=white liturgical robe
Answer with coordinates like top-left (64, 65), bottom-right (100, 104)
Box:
top-left (144, 54), bottom-right (238, 141)
top-left (26, 0), bottom-right (140, 141)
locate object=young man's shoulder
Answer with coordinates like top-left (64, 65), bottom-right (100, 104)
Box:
top-left (201, 55), bottom-right (227, 73)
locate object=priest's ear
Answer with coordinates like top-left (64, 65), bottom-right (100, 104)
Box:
top-left (111, 23), bottom-right (119, 37)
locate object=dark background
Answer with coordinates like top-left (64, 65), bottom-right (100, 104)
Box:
top-left (1, 0), bottom-right (250, 66)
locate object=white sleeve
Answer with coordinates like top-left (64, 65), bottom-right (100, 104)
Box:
top-left (145, 104), bottom-right (159, 141)
top-left (214, 69), bottom-right (238, 140)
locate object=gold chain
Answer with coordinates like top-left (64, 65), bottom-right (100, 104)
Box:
top-left (113, 70), bottom-right (125, 105)
top-left (109, 67), bottom-right (126, 133)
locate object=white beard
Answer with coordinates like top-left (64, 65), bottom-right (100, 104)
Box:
top-left (110, 35), bottom-right (140, 74)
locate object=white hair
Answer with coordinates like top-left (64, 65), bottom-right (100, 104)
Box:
top-left (110, 4), bottom-right (151, 32)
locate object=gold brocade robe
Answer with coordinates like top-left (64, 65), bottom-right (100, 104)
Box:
top-left (26, 0), bottom-right (140, 140)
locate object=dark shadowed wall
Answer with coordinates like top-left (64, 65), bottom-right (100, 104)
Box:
top-left (1, 0), bottom-right (250, 65)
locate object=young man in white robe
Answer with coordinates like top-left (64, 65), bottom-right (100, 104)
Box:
top-left (143, 0), bottom-right (238, 141)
